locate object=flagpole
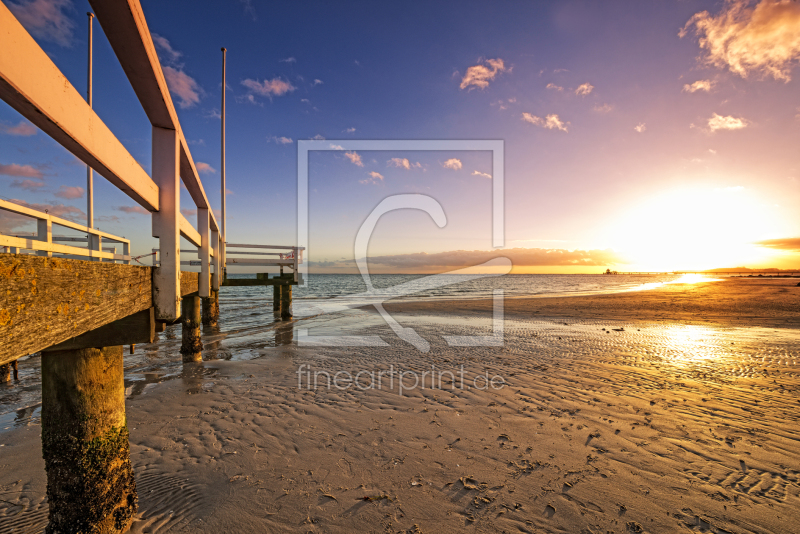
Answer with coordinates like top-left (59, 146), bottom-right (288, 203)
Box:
top-left (221, 47), bottom-right (227, 272)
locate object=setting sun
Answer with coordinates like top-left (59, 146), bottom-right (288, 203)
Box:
top-left (606, 186), bottom-right (792, 271)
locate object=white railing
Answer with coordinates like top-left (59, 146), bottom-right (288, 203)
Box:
top-left (154, 243), bottom-right (304, 282)
top-left (0, 199), bottom-right (130, 262)
top-left (1, 1), bottom-right (223, 320)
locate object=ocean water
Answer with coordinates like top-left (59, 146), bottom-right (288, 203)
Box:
top-left (238, 272), bottom-right (690, 303)
top-left (0, 273), bottom-right (707, 431)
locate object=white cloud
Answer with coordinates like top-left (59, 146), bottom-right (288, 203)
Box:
top-left (0, 121), bottom-right (37, 136)
top-left (634, 123), bottom-right (646, 133)
top-left (443, 158), bottom-right (462, 170)
top-left (344, 127), bottom-right (356, 133)
top-left (313, 79), bottom-right (323, 85)
top-left (593, 103), bottom-right (613, 113)
top-left (163, 66), bottom-right (202, 108)
top-left (360, 171), bottom-right (384, 184)
top-left (311, 134), bottom-right (325, 140)
top-left (280, 57), bottom-right (296, 63)
top-left (707, 113), bottom-right (748, 131)
top-left (575, 82), bottom-right (594, 96)
top-left (0, 163), bottom-right (43, 178)
top-left (241, 77), bottom-right (296, 98)
top-left (546, 83), bottom-right (564, 91)
top-left (196, 162), bottom-right (216, 173)
top-left (344, 151), bottom-right (364, 167)
top-left (268, 136), bottom-right (293, 144)
top-left (388, 158), bottom-right (421, 170)
top-left (7, 0), bottom-right (74, 47)
top-left (681, 0), bottom-right (800, 81)
top-left (521, 113), bottom-right (568, 132)
top-left (472, 170), bottom-right (492, 179)
top-left (329, 144), bottom-right (344, 150)
top-left (459, 58), bottom-right (509, 90)
top-left (55, 185), bottom-right (84, 199)
top-left (683, 79), bottom-right (714, 93)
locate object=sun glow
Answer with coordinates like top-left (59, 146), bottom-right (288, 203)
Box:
top-left (606, 187), bottom-right (789, 271)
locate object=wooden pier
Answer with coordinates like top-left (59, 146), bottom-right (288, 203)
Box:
top-left (0, 2), bottom-right (302, 532)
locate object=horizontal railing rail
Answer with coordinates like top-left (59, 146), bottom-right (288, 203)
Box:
top-left (0, 199), bottom-right (130, 262)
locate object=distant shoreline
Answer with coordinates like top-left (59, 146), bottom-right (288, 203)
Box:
top-left (384, 277), bottom-right (800, 329)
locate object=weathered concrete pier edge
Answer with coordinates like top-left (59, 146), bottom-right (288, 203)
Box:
top-left (0, 1), bottom-right (298, 531)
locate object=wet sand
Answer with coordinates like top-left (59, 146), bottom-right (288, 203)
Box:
top-left (1, 278), bottom-right (799, 533)
top-left (385, 276), bottom-right (800, 329)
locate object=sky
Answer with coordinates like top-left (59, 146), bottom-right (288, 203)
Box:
top-left (1, 0), bottom-right (800, 273)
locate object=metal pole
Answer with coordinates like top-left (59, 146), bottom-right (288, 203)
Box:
top-left (221, 47), bottom-right (226, 273)
top-left (86, 12), bottom-right (94, 229)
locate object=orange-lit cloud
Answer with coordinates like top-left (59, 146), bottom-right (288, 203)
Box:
top-left (388, 158), bottom-right (421, 170)
top-left (0, 121), bottom-right (37, 136)
top-left (634, 123), bottom-right (646, 133)
top-left (707, 112), bottom-right (748, 131)
top-left (55, 185), bottom-right (84, 199)
top-left (575, 82), bottom-right (594, 96)
top-left (344, 151), bottom-right (364, 166)
top-left (683, 79), bottom-right (714, 92)
top-left (593, 103), bottom-right (613, 113)
top-left (361, 247), bottom-right (623, 269)
top-left (0, 163), bottom-right (42, 179)
top-left (152, 34), bottom-right (183, 63)
top-left (459, 58), bottom-right (509, 90)
top-left (754, 237), bottom-right (800, 250)
top-left (546, 83), bottom-right (563, 91)
top-left (472, 170), bottom-right (491, 179)
top-left (196, 162), bottom-right (216, 173)
top-left (360, 171), bottom-right (383, 184)
top-left (443, 158), bottom-right (462, 170)
top-left (241, 77), bottom-right (296, 98)
top-left (164, 66), bottom-right (202, 108)
top-left (117, 205), bottom-right (150, 215)
top-left (8, 0), bottom-right (74, 47)
top-left (682, 0), bottom-right (800, 81)
top-left (521, 112), bottom-right (568, 132)
top-left (9, 178), bottom-right (45, 191)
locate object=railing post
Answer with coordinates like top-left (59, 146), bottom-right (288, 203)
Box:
top-left (88, 233), bottom-right (102, 261)
top-left (151, 126), bottom-right (181, 321)
top-left (122, 241), bottom-right (130, 265)
top-left (198, 208), bottom-right (210, 298)
top-left (37, 217), bottom-right (52, 257)
top-left (293, 247), bottom-right (298, 283)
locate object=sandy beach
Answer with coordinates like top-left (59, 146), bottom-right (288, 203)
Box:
top-left (1, 277), bottom-right (799, 533)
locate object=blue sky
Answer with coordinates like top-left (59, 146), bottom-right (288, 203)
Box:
top-left (2, 0), bottom-right (800, 272)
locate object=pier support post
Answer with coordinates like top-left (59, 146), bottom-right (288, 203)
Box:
top-left (41, 346), bottom-right (137, 533)
top-left (181, 295), bottom-right (203, 362)
top-left (281, 284), bottom-right (293, 319)
top-left (273, 285), bottom-right (282, 314)
top-left (202, 289), bottom-right (219, 326)
top-left (0, 363), bottom-right (10, 383)
top-left (12, 359), bottom-right (18, 380)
